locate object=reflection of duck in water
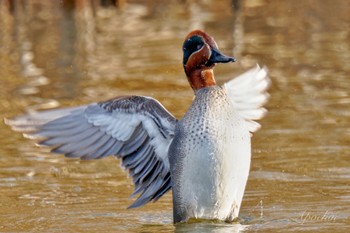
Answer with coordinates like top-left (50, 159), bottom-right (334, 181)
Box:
top-left (6, 30), bottom-right (270, 224)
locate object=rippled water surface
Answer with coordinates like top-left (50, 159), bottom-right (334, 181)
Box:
top-left (1, 0), bottom-right (349, 232)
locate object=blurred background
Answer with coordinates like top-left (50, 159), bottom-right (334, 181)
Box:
top-left (0, 0), bottom-right (349, 232)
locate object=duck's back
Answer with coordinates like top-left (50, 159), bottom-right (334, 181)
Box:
top-left (169, 86), bottom-right (251, 223)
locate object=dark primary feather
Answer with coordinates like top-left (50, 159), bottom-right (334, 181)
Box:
top-left (5, 96), bottom-right (177, 208)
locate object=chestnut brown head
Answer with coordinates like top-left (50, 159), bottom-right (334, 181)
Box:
top-left (182, 30), bottom-right (236, 90)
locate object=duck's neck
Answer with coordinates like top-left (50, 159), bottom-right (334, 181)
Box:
top-left (187, 69), bottom-right (217, 91)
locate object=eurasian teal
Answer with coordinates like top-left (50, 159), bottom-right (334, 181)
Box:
top-left (6, 30), bottom-right (270, 223)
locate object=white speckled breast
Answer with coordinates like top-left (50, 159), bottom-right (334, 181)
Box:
top-left (168, 86), bottom-right (251, 223)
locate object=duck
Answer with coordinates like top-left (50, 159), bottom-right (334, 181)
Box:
top-left (5, 30), bottom-right (270, 224)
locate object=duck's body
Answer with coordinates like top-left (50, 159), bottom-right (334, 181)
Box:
top-left (6, 30), bottom-right (270, 223)
top-left (170, 86), bottom-right (250, 222)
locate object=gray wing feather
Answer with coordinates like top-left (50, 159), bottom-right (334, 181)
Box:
top-left (5, 96), bottom-right (177, 208)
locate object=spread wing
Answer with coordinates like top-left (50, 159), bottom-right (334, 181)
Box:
top-left (5, 96), bottom-right (177, 208)
top-left (223, 65), bottom-right (271, 133)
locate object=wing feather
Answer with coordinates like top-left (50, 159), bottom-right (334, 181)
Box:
top-left (224, 65), bottom-right (270, 133)
top-left (5, 95), bottom-right (176, 208)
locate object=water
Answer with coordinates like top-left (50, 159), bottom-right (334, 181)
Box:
top-left (1, 0), bottom-right (349, 232)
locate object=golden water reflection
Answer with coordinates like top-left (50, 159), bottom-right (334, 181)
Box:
top-left (1, 0), bottom-right (349, 232)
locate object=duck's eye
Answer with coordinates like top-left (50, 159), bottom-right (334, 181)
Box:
top-left (183, 36), bottom-right (204, 53)
top-left (183, 35), bottom-right (205, 65)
